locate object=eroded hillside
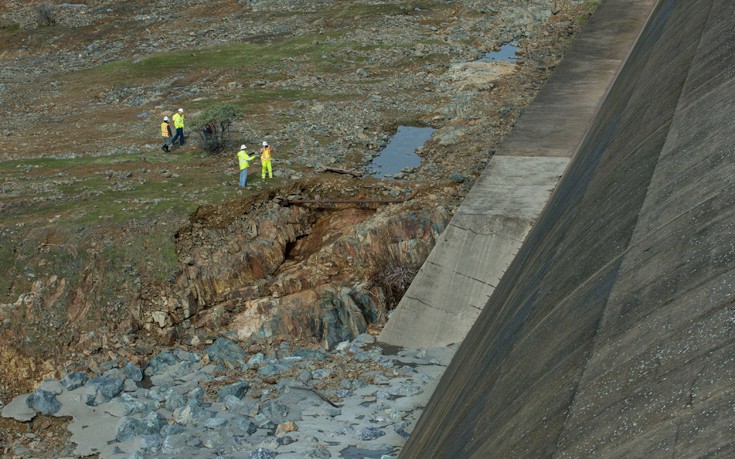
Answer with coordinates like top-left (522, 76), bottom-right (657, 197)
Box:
top-left (0, 0), bottom-right (598, 409)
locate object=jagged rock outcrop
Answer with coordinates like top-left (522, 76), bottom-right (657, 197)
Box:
top-left (145, 181), bottom-right (449, 348)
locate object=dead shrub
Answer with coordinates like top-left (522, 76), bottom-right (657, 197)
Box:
top-left (36, 4), bottom-right (56, 27)
top-left (369, 249), bottom-right (419, 310)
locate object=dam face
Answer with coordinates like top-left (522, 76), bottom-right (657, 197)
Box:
top-left (399, 0), bottom-right (735, 457)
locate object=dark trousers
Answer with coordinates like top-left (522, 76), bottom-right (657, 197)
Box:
top-left (171, 127), bottom-right (185, 145)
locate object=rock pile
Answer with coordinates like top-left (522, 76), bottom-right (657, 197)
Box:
top-left (2, 334), bottom-right (455, 458)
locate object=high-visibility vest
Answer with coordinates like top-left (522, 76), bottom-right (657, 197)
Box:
top-left (260, 147), bottom-right (272, 161)
top-left (161, 122), bottom-right (170, 137)
top-left (237, 150), bottom-right (254, 170)
top-left (173, 113), bottom-right (184, 129)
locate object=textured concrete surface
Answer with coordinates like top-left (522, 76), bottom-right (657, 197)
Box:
top-left (399, 0), bottom-right (735, 457)
top-left (379, 0), bottom-right (656, 348)
top-left (379, 156), bottom-right (569, 347)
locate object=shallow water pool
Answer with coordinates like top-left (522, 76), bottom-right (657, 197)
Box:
top-left (369, 126), bottom-right (434, 179)
top-left (479, 41), bottom-right (520, 62)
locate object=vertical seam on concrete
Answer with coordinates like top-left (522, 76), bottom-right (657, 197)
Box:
top-left (552, 0), bottom-right (717, 454)
top-left (549, 0), bottom-right (664, 454)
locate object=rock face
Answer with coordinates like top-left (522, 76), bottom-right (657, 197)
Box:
top-left (159, 180), bottom-right (449, 348)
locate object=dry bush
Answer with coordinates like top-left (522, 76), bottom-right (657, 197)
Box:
top-left (369, 249), bottom-right (419, 310)
top-left (36, 3), bottom-right (56, 27)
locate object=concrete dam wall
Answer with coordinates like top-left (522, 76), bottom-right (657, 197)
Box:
top-left (398, 0), bottom-right (735, 457)
top-left (379, 0), bottom-right (656, 349)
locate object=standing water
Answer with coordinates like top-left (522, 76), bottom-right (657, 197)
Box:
top-left (479, 41), bottom-right (520, 62)
top-left (370, 126), bottom-right (434, 179)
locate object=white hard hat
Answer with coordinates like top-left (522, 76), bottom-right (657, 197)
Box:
top-left (262, 141), bottom-right (268, 146)
top-left (178, 108), bottom-right (184, 113)
top-left (163, 116), bottom-right (169, 121)
top-left (240, 144), bottom-right (247, 150)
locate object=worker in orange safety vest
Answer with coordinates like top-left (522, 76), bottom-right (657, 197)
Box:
top-left (160, 116), bottom-right (172, 152)
top-left (259, 141), bottom-right (273, 180)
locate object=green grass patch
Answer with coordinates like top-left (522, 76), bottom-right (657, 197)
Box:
top-left (98, 229), bottom-right (178, 284)
top-left (325, 1), bottom-right (447, 21)
top-left (1, 22), bottom-right (19, 34)
top-left (81, 32), bottom-right (347, 86)
top-left (0, 244), bottom-right (14, 297)
top-left (0, 150), bottom-right (237, 228)
top-left (0, 150), bottom-right (212, 173)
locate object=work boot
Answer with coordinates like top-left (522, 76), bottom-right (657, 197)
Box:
top-left (161, 145), bottom-right (167, 152)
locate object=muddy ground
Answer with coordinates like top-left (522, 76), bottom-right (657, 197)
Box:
top-left (0, 0), bottom-right (598, 455)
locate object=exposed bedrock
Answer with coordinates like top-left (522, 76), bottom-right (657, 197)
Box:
top-left (152, 186), bottom-right (449, 348)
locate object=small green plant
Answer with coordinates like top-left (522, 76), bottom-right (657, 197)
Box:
top-left (36, 4), bottom-right (56, 27)
top-left (1, 22), bottom-right (20, 34)
top-left (190, 103), bottom-right (242, 154)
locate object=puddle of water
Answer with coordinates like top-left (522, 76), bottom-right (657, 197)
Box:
top-left (369, 126), bottom-right (434, 179)
top-left (479, 41), bottom-right (520, 62)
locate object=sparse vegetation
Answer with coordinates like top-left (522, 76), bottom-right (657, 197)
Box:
top-left (35, 3), bottom-right (56, 27)
top-left (1, 22), bottom-right (20, 34)
top-left (0, 152), bottom-right (233, 229)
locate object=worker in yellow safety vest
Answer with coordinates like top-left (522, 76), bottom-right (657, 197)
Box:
top-left (160, 116), bottom-right (172, 152)
top-left (237, 145), bottom-right (256, 187)
top-left (259, 141), bottom-right (273, 179)
top-left (171, 108), bottom-right (185, 146)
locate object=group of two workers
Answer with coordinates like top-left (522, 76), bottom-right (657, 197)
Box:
top-left (160, 108), bottom-right (185, 152)
top-left (237, 141), bottom-right (273, 187)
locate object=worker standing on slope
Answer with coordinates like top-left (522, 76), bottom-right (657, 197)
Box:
top-left (259, 141), bottom-right (273, 180)
top-left (237, 144), bottom-right (256, 187)
top-left (161, 116), bottom-right (172, 152)
top-left (171, 108), bottom-right (185, 146)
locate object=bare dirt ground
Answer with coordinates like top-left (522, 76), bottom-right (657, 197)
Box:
top-left (0, 0), bottom-right (599, 455)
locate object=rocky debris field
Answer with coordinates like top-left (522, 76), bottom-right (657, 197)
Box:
top-left (0, 0), bottom-right (599, 455)
top-left (2, 334), bottom-right (454, 458)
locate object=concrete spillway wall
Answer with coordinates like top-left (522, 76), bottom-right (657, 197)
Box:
top-left (379, 0), bottom-right (656, 349)
top-left (399, 0), bottom-right (735, 457)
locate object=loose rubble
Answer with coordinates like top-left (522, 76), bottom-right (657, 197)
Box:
top-left (2, 334), bottom-right (455, 458)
